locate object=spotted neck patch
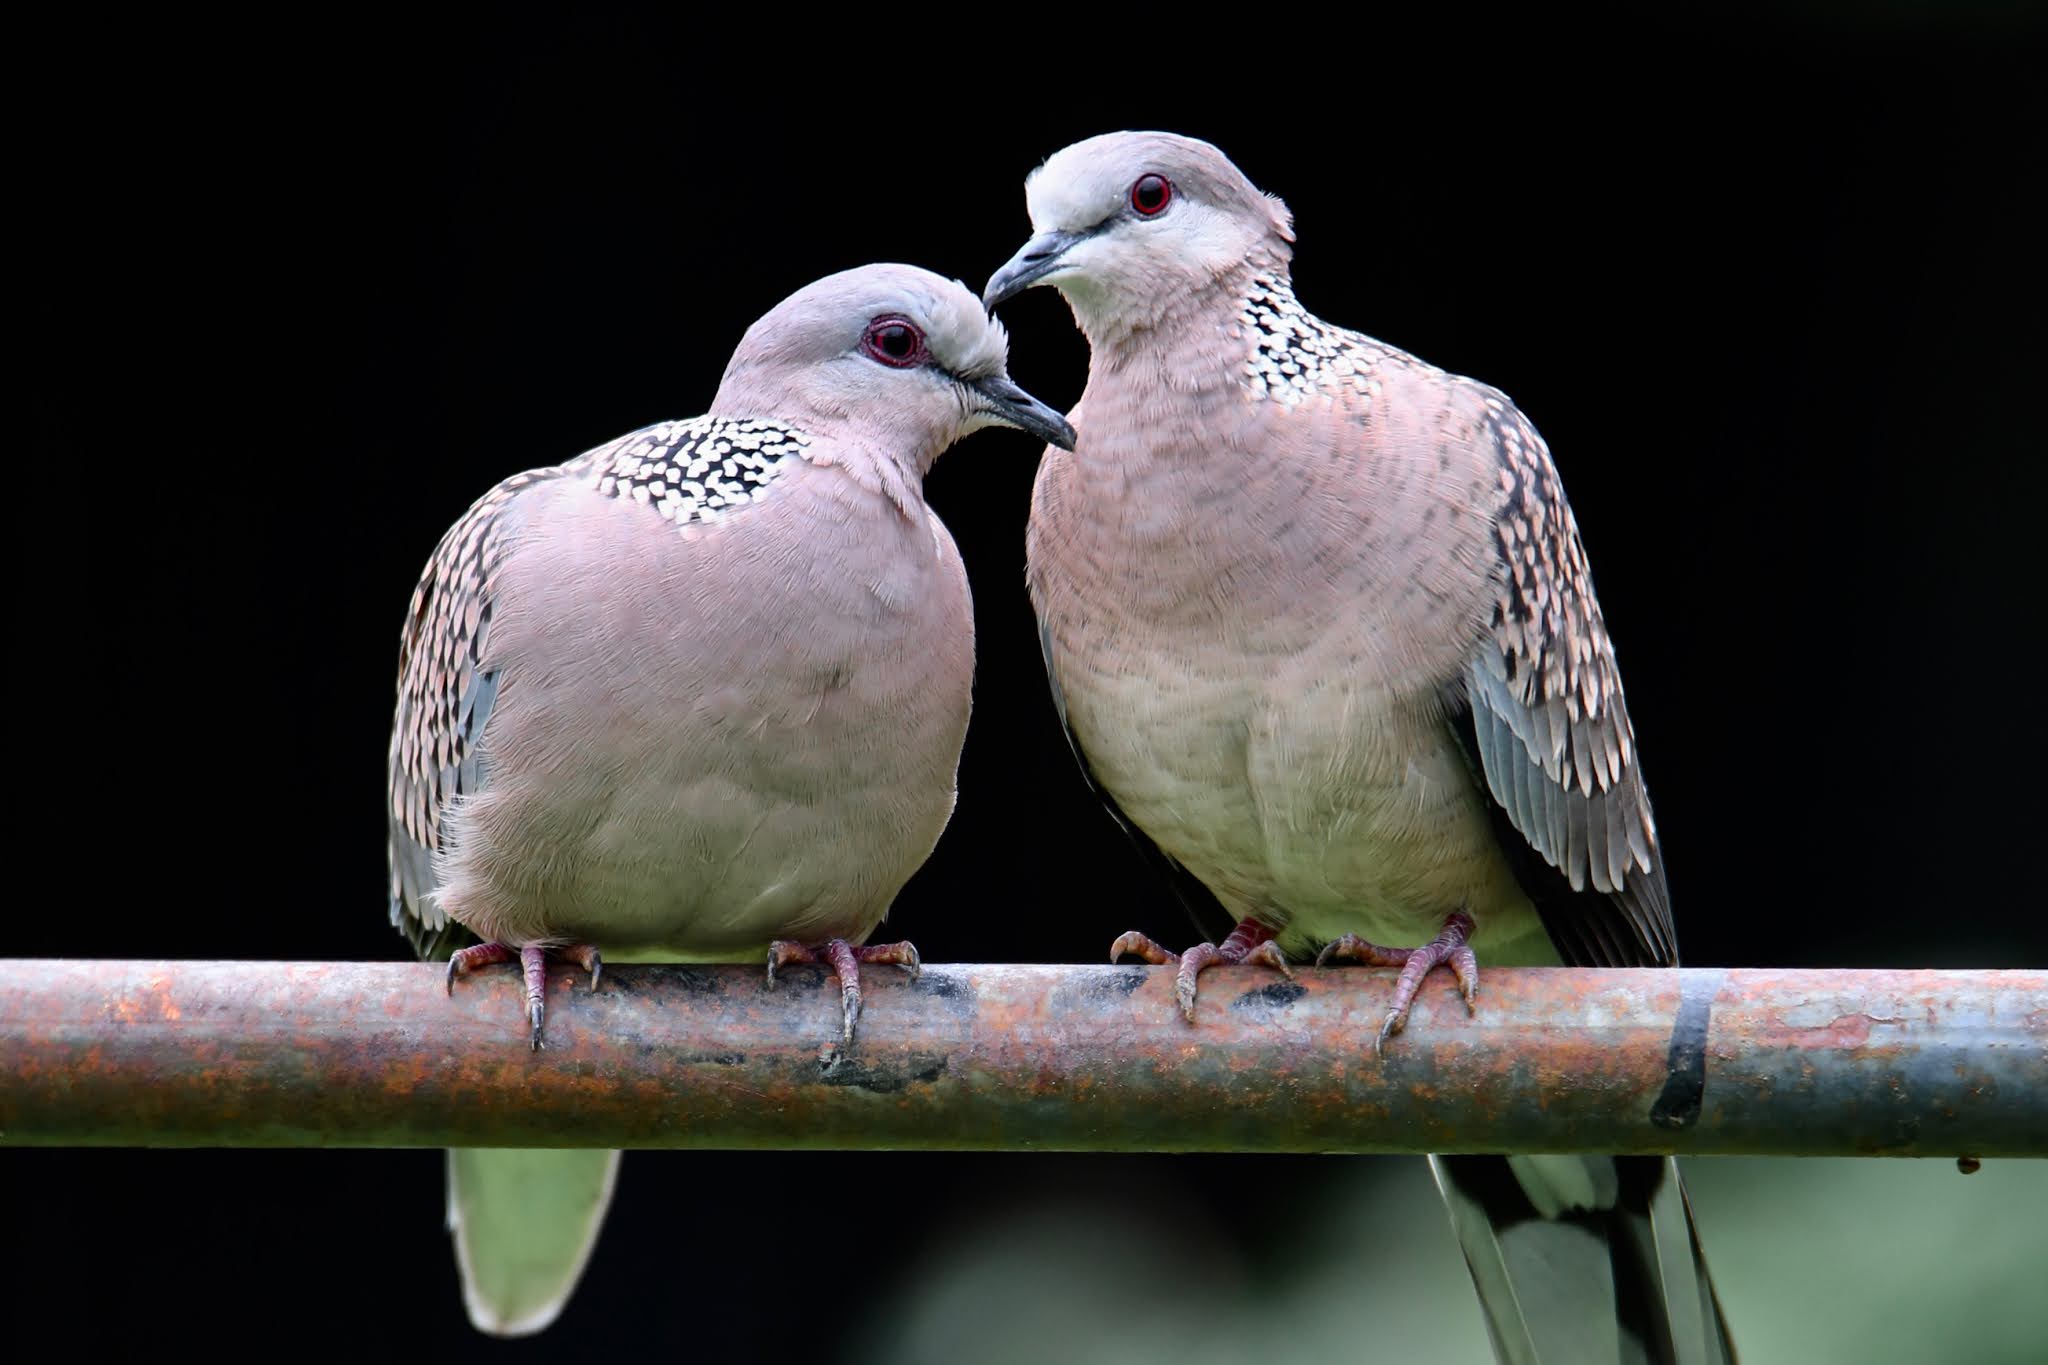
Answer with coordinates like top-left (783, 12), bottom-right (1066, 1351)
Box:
top-left (579, 416), bottom-right (812, 527)
top-left (1238, 275), bottom-right (1389, 408)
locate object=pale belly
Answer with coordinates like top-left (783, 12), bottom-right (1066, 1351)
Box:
top-left (437, 534), bottom-right (970, 953)
top-left (442, 691), bottom-right (960, 957)
top-left (1063, 639), bottom-right (1555, 965)
top-left (555, 751), bottom-right (949, 955)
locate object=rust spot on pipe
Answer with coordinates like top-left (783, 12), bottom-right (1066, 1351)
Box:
top-left (1765, 1011), bottom-right (1907, 1050)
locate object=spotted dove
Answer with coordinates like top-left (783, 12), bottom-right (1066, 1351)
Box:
top-left (985, 132), bottom-right (1734, 1365)
top-left (386, 263), bottom-right (1073, 1335)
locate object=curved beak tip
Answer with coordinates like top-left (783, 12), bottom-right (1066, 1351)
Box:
top-left (972, 376), bottom-right (1076, 452)
top-left (981, 273), bottom-right (1022, 312)
top-left (983, 230), bottom-right (1081, 311)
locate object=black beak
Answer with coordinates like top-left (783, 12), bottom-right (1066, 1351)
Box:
top-left (982, 230), bottom-right (1086, 310)
top-left (971, 374), bottom-right (1077, 451)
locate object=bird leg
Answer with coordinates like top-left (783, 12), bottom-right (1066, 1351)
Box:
top-left (445, 940), bottom-right (604, 1051)
top-left (1316, 911), bottom-right (1477, 1055)
top-left (765, 938), bottom-right (921, 1049)
top-left (1110, 918), bottom-right (1294, 1024)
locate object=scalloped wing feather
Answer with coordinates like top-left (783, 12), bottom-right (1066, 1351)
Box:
top-left (1466, 397), bottom-right (1675, 967)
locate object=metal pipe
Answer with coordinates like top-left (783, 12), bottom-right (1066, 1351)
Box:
top-left (2, 960), bottom-right (2041, 1156)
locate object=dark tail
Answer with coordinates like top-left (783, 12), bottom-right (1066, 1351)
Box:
top-left (1429, 1153), bottom-right (1735, 1365)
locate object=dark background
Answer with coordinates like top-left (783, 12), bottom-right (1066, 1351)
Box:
top-left (18, 10), bottom-right (2044, 1361)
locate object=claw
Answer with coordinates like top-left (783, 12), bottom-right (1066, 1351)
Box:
top-left (856, 939), bottom-right (921, 983)
top-left (1317, 934), bottom-right (1399, 969)
top-left (442, 939), bottom-right (601, 1049)
top-left (828, 940), bottom-right (862, 1045)
top-left (1243, 940), bottom-right (1295, 980)
top-left (1175, 942), bottom-right (1222, 1023)
top-left (1109, 930), bottom-right (1178, 966)
top-left (1319, 912), bottom-right (1479, 1056)
top-left (560, 943), bottom-right (604, 994)
top-left (446, 941), bottom-right (517, 995)
top-left (764, 939), bottom-right (807, 988)
top-left (1374, 1009), bottom-right (1402, 1058)
top-left (765, 937), bottom-right (920, 1053)
top-left (1111, 920), bottom-right (1289, 1023)
top-left (521, 944), bottom-right (549, 1051)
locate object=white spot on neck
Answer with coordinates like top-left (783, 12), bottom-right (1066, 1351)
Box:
top-left (576, 416), bottom-right (812, 530)
top-left (1238, 275), bottom-right (1389, 409)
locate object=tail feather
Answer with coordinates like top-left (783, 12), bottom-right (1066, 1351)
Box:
top-left (1429, 1154), bottom-right (1735, 1365)
top-left (446, 1148), bottom-right (621, 1337)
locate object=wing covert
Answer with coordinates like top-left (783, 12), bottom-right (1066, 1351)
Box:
top-left (1462, 396), bottom-right (1676, 968)
top-left (387, 469), bottom-right (554, 960)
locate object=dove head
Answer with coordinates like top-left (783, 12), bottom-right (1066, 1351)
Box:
top-left (983, 132), bottom-right (1295, 343)
top-left (715, 263), bottom-right (1074, 477)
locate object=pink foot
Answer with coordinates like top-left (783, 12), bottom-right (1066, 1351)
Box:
top-left (766, 938), bottom-right (921, 1049)
top-left (1110, 919), bottom-right (1294, 1023)
top-left (446, 940), bottom-right (603, 1050)
top-left (1315, 911), bottom-right (1477, 1055)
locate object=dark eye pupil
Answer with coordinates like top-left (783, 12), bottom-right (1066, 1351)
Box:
top-left (863, 317), bottom-right (924, 367)
top-left (1133, 174), bottom-right (1170, 214)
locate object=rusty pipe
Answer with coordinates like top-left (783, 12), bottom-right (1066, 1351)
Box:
top-left (1, 961), bottom-right (2040, 1156)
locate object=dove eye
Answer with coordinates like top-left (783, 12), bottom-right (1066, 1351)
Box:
top-left (1130, 173), bottom-right (1173, 217)
top-left (861, 317), bottom-right (928, 368)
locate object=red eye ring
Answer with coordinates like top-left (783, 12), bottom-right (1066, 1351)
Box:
top-left (860, 316), bottom-right (928, 368)
top-left (1130, 173), bottom-right (1173, 217)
